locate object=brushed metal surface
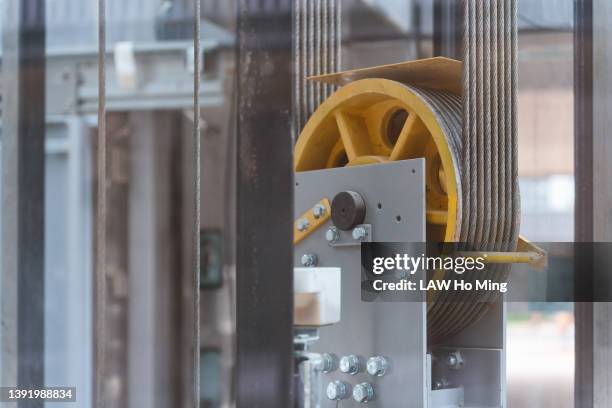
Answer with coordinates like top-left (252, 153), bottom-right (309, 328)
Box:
top-left (295, 159), bottom-right (427, 407)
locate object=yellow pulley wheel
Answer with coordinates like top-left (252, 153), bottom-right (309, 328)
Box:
top-left (294, 78), bottom-right (463, 243)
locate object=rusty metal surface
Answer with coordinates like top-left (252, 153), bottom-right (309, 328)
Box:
top-left (1, 0), bottom-right (46, 403)
top-left (236, 1), bottom-right (294, 406)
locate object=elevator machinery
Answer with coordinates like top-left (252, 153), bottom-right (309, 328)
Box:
top-left (291, 2), bottom-right (544, 406)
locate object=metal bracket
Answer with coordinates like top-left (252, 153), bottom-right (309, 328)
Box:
top-left (456, 236), bottom-right (548, 271)
top-left (294, 198), bottom-right (332, 245)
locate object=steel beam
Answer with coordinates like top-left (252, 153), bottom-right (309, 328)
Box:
top-left (591, 1), bottom-right (612, 407)
top-left (575, 0), bottom-right (612, 407)
top-left (0, 0), bottom-right (46, 405)
top-left (574, 0), bottom-right (593, 406)
top-left (236, 1), bottom-right (294, 406)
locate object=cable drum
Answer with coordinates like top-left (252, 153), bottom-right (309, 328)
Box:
top-left (294, 78), bottom-right (517, 342)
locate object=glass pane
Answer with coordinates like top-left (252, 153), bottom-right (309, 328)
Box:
top-left (0, 0), bottom-right (235, 406)
top-left (509, 1), bottom-right (575, 406)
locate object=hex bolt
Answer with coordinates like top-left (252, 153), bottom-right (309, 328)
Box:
top-left (339, 355), bottom-right (360, 375)
top-left (317, 353), bottom-right (336, 373)
top-left (366, 356), bottom-right (389, 377)
top-left (445, 351), bottom-right (464, 370)
top-left (296, 218), bottom-right (310, 232)
top-left (352, 382), bottom-right (375, 403)
top-left (325, 227), bottom-right (340, 243)
top-left (326, 381), bottom-right (348, 401)
top-left (301, 253), bottom-right (318, 267)
top-left (352, 226), bottom-right (368, 241)
top-left (312, 203), bottom-right (327, 219)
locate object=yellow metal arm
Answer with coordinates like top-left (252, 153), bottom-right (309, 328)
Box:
top-left (294, 198), bottom-right (332, 245)
top-left (458, 236), bottom-right (548, 271)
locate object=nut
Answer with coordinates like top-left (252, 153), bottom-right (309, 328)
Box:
top-left (325, 227), bottom-right (340, 243)
top-left (326, 381), bottom-right (348, 400)
top-left (312, 203), bottom-right (327, 219)
top-left (352, 226), bottom-right (368, 241)
top-left (339, 355), bottom-right (360, 375)
top-left (352, 383), bottom-right (374, 403)
top-left (366, 356), bottom-right (389, 376)
top-left (445, 351), bottom-right (464, 370)
top-left (296, 218), bottom-right (310, 232)
top-left (300, 253), bottom-right (318, 267)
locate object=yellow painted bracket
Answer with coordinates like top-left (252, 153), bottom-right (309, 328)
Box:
top-left (294, 198), bottom-right (331, 245)
top-left (458, 236), bottom-right (548, 271)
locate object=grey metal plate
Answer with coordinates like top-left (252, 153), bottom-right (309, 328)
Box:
top-left (295, 159), bottom-right (427, 407)
top-left (431, 347), bottom-right (504, 407)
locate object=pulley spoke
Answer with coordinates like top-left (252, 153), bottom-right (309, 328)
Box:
top-left (334, 110), bottom-right (373, 162)
top-left (389, 113), bottom-right (418, 161)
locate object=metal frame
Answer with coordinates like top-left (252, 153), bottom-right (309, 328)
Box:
top-left (574, 0), bottom-right (612, 407)
top-left (582, 1), bottom-right (612, 408)
top-left (574, 0), bottom-right (594, 406)
top-left (0, 0), bottom-right (46, 401)
top-left (235, 0), bottom-right (294, 406)
top-left (294, 160), bottom-right (428, 408)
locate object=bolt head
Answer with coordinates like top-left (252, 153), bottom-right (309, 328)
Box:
top-left (300, 253), bottom-right (318, 267)
top-left (352, 226), bottom-right (367, 241)
top-left (296, 218), bottom-right (310, 232)
top-left (326, 381), bottom-right (348, 401)
top-left (366, 356), bottom-right (389, 376)
top-left (445, 351), bottom-right (464, 369)
top-left (317, 353), bottom-right (335, 373)
top-left (325, 227), bottom-right (340, 243)
top-left (339, 355), bottom-right (360, 375)
top-left (312, 203), bottom-right (327, 219)
top-left (352, 382), bottom-right (374, 403)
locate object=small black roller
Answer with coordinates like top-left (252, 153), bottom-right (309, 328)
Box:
top-left (331, 190), bottom-right (366, 231)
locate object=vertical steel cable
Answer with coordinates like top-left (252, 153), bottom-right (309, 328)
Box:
top-left (95, 0), bottom-right (106, 405)
top-left (333, 0), bottom-right (342, 72)
top-left (294, 0), bottom-right (341, 134)
top-left (193, 0), bottom-right (202, 405)
top-left (307, 0), bottom-right (315, 115)
top-left (474, 0), bottom-right (485, 245)
top-left (301, 0), bottom-right (309, 130)
top-left (504, 0), bottom-right (513, 245)
top-left (329, 0), bottom-right (336, 78)
top-left (491, 0), bottom-right (501, 248)
top-left (428, 0), bottom-right (520, 342)
top-left (294, 0), bottom-right (302, 138)
top-left (482, 0), bottom-right (492, 245)
top-left (315, 0), bottom-right (322, 107)
top-left (510, 0), bottom-right (520, 241)
top-left (322, 0), bottom-right (329, 98)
